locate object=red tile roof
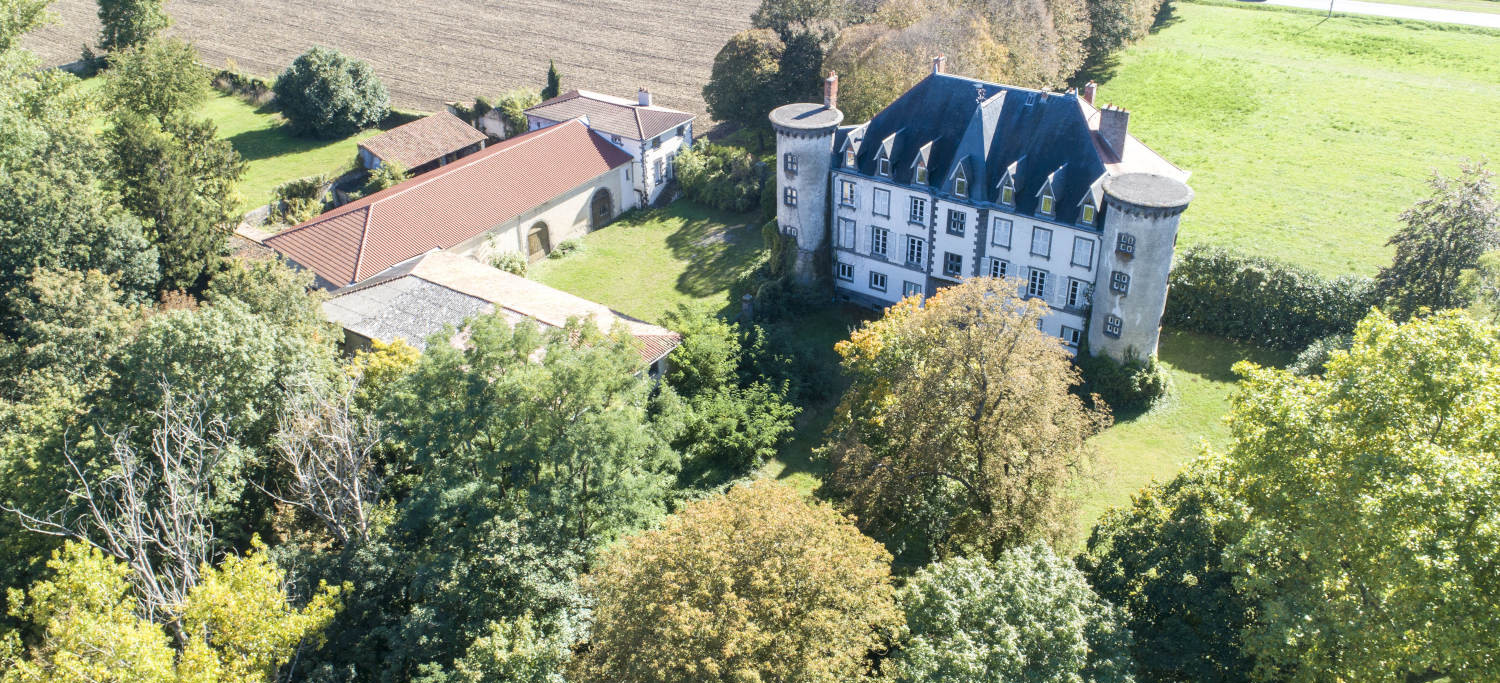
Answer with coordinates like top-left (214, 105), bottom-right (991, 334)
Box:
top-left (357, 111), bottom-right (489, 169)
top-left (526, 89), bottom-right (695, 141)
top-left (266, 120), bottom-right (632, 287)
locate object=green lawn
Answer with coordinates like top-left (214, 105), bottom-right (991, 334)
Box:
top-left (1362, 0), bottom-right (1500, 15)
top-left (1097, 0), bottom-right (1500, 275)
top-left (530, 202), bottom-right (766, 324)
top-left (1077, 330), bottom-right (1292, 537)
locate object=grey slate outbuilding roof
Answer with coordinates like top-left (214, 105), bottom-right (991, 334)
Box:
top-left (833, 73), bottom-right (1185, 225)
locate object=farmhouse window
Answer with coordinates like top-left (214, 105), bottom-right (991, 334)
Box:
top-left (909, 197), bottom-right (927, 223)
top-left (1117, 233), bottom-right (1136, 255)
top-left (655, 159), bottom-right (664, 182)
top-left (783, 153), bottom-right (798, 174)
top-left (906, 236), bottom-right (926, 267)
top-left (1111, 270), bottom-right (1131, 295)
top-left (1031, 227), bottom-right (1052, 258)
top-left (870, 271), bottom-right (888, 291)
top-left (872, 227), bottom-right (889, 258)
top-left (1104, 315), bottom-right (1123, 338)
top-left (943, 252), bottom-right (963, 277)
top-left (840, 180), bottom-right (858, 207)
top-left (988, 257), bottom-right (1008, 279)
top-left (873, 188), bottom-right (891, 217)
top-left (1027, 268), bottom-right (1049, 299)
top-left (1071, 237), bottom-right (1095, 269)
top-left (836, 261), bottom-right (854, 281)
top-left (784, 187), bottom-right (798, 207)
top-left (992, 217), bottom-right (1012, 248)
top-left (1040, 192), bottom-right (1054, 215)
top-left (947, 210), bottom-right (966, 237)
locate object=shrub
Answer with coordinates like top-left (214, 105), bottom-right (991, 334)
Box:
top-left (1287, 332), bottom-right (1353, 376)
top-left (547, 238), bottom-right (581, 259)
top-left (1076, 350), bottom-right (1171, 413)
top-left (1164, 246), bottom-right (1376, 350)
top-left (211, 67), bottom-right (273, 104)
top-left (491, 251), bottom-right (528, 277)
top-left (673, 143), bottom-right (765, 214)
top-left (270, 175), bottom-right (326, 225)
top-left (365, 161), bottom-right (408, 193)
top-left (273, 46), bottom-right (390, 139)
top-left (491, 89), bottom-right (541, 138)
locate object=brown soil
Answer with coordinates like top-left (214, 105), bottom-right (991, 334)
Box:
top-left (23, 0), bottom-right (758, 117)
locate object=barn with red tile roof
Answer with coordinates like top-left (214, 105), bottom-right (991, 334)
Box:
top-left (357, 111), bottom-right (489, 174)
top-left (265, 119), bottom-right (636, 289)
top-left (522, 89), bottom-right (696, 206)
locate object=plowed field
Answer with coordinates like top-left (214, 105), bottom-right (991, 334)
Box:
top-left (23, 0), bottom-right (757, 116)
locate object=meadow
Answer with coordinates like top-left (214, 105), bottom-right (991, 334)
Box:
top-left (1095, 0), bottom-right (1500, 275)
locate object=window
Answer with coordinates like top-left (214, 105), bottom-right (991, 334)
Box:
top-left (1071, 237), bottom-right (1095, 269)
top-left (877, 156), bottom-right (891, 177)
top-left (1060, 326), bottom-right (1082, 347)
top-left (1117, 233), bottom-right (1136, 255)
top-left (625, 166), bottom-right (631, 181)
top-left (906, 236), bottom-right (926, 267)
top-left (845, 149), bottom-right (856, 167)
top-left (1027, 268), bottom-right (1049, 299)
top-left (904, 281), bottom-right (924, 298)
top-left (783, 187), bottom-right (798, 207)
top-left (914, 164), bottom-right (929, 185)
top-left (1080, 204), bottom-right (1096, 225)
top-left (783, 153), bottom-right (798, 174)
top-left (677, 125), bottom-right (687, 138)
top-left (1111, 270), bottom-right (1131, 295)
top-left (873, 188), bottom-right (890, 217)
top-left (836, 218), bottom-right (856, 249)
top-left (1001, 178), bottom-right (1015, 205)
top-left (611, 135), bottom-right (622, 145)
top-left (870, 271), bottom-right (887, 291)
top-left (836, 261), bottom-right (854, 281)
top-left (1104, 315), bottom-right (1123, 338)
top-left (943, 252), bottom-right (962, 277)
top-left (1025, 92), bottom-right (1037, 105)
top-left (953, 169), bottom-right (968, 198)
top-left (909, 197), bottom-right (927, 223)
top-left (871, 227), bottom-right (889, 258)
top-left (1031, 227), bottom-right (1052, 258)
top-left (839, 180), bottom-right (857, 207)
top-left (1067, 278), bottom-right (1089, 308)
top-left (991, 217), bottom-right (1012, 248)
top-left (1040, 191), bottom-right (1055, 215)
top-left (988, 257), bottom-right (1008, 278)
top-left (655, 159), bottom-right (664, 182)
top-left (947, 209), bottom-right (966, 236)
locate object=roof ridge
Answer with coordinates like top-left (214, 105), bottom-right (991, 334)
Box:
top-left (634, 107), bottom-right (645, 139)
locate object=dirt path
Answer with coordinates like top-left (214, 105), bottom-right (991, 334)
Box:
top-left (23, 0), bottom-right (759, 116)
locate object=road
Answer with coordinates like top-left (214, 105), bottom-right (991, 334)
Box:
top-left (1245, 0), bottom-right (1500, 28)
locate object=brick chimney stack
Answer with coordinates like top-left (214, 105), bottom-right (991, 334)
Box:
top-left (823, 71), bottom-right (838, 109)
top-left (1099, 104), bottom-right (1130, 156)
top-left (932, 55), bottom-right (947, 75)
top-left (637, 88), bottom-right (652, 106)
top-left (1082, 81), bottom-right (1097, 105)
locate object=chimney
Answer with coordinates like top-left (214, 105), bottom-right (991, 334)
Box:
top-left (1099, 104), bottom-right (1130, 156)
top-left (637, 88), bottom-right (652, 107)
top-left (1082, 81), bottom-right (1097, 105)
top-left (932, 55), bottom-right (947, 75)
top-left (823, 71), bottom-right (838, 110)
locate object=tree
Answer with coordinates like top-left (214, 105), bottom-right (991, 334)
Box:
top-left (702, 29), bottom-right (784, 131)
top-left (896, 542), bottom-right (1136, 683)
top-left (262, 377), bottom-right (383, 547)
top-left (96, 0), bottom-right (168, 52)
top-left (453, 614), bottom-right (573, 683)
top-left (823, 278), bottom-right (1109, 563)
top-left (1220, 310), bottom-right (1500, 682)
top-left (542, 59), bottom-right (561, 100)
top-left (366, 160), bottom-right (408, 193)
top-left (778, 29), bottom-right (827, 104)
top-left (663, 305), bottom-right (742, 398)
top-left (751, 0), bottom-right (874, 41)
top-left (2, 540), bottom-right (339, 683)
top-left (273, 47), bottom-right (390, 139)
top-left (1085, 0), bottom-right (1160, 62)
top-left (104, 38), bottom-right (208, 122)
top-left (492, 89), bottom-right (541, 138)
top-left (1375, 161), bottom-right (1499, 319)
top-left (1080, 467), bottom-right (1254, 683)
top-left (573, 480), bottom-right (902, 683)
top-left (1459, 250), bottom-right (1500, 323)
top-left (0, 0), bottom-right (49, 52)
top-left (203, 256), bottom-right (330, 344)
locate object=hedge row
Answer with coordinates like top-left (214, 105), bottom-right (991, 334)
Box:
top-left (1164, 247), bottom-right (1376, 350)
top-left (675, 143), bottom-right (766, 214)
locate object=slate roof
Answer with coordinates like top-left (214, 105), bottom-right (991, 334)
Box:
top-left (265, 119), bottom-right (633, 287)
top-left (323, 251), bottom-right (681, 365)
top-left (526, 90), bottom-right (696, 141)
top-left (833, 73), bottom-right (1186, 225)
top-left (357, 111), bottom-right (488, 169)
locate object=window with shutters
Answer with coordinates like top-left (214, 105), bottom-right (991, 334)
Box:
top-left (1067, 279), bottom-right (1089, 308)
top-left (839, 180), bottom-right (857, 207)
top-left (873, 188), bottom-right (890, 217)
top-left (906, 236), bottom-right (926, 267)
top-left (871, 227), bottom-right (889, 258)
top-left (1027, 268), bottom-right (1049, 298)
top-left (988, 257), bottom-right (1008, 278)
top-left (991, 217), bottom-right (1012, 248)
top-left (1104, 315), bottom-right (1123, 338)
top-left (836, 218), bottom-right (856, 249)
top-left (909, 197), bottom-right (927, 223)
top-left (1031, 227), bottom-right (1052, 258)
top-left (1071, 237), bottom-right (1095, 269)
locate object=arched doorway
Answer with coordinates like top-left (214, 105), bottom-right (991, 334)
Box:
top-left (590, 188), bottom-right (614, 231)
top-left (526, 221), bottom-right (550, 262)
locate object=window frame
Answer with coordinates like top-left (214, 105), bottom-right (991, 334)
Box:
top-left (1040, 192), bottom-right (1055, 216)
top-left (991, 217), bottom-right (1012, 248)
top-left (953, 167), bottom-right (968, 198)
top-left (1071, 237), bottom-right (1095, 269)
top-left (1104, 315), bottom-right (1123, 338)
top-left (906, 236), bottom-right (926, 267)
top-left (1027, 268), bottom-right (1049, 299)
top-left (871, 227), bottom-right (889, 258)
top-left (872, 187), bottom-right (891, 217)
top-left (914, 164), bottom-right (929, 185)
top-left (1001, 179), bottom-right (1015, 205)
top-left (1031, 227), bottom-right (1053, 258)
top-left (836, 217), bottom-right (857, 249)
top-left (835, 261), bottom-right (854, 282)
top-left (839, 179), bottom-right (858, 207)
top-left (943, 252), bottom-right (963, 278)
top-left (1067, 278), bottom-right (1089, 308)
top-left (988, 257), bottom-right (1008, 279)
top-left (783, 152), bottom-right (798, 174)
top-left (783, 187), bottom-right (798, 207)
top-left (1080, 203), bottom-right (1096, 225)
top-left (877, 155), bottom-right (891, 177)
top-left (909, 196), bottom-right (927, 224)
top-left (946, 209), bottom-right (966, 237)
top-left (870, 271), bottom-right (887, 291)
top-left (1117, 233), bottom-right (1136, 255)
top-left (1060, 326), bottom-right (1082, 347)
top-left (903, 281), bottom-right (924, 298)
top-left (1110, 270), bottom-right (1131, 295)
top-left (844, 149), bottom-right (856, 167)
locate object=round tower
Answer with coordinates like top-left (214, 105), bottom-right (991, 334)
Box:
top-left (1089, 173), bottom-right (1194, 361)
top-left (770, 73), bottom-right (844, 285)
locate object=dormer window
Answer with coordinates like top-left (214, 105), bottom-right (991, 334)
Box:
top-left (1001, 178), bottom-right (1015, 205)
top-left (845, 149), bottom-right (856, 167)
top-left (877, 155), bottom-right (891, 177)
top-left (914, 164), bottom-right (928, 185)
top-left (1080, 204), bottom-right (1095, 225)
top-left (1040, 191), bottom-right (1055, 215)
top-left (953, 167), bottom-right (968, 198)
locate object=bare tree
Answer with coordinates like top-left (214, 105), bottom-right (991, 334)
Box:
top-left (261, 377), bottom-right (384, 546)
top-left (3, 386), bottom-right (230, 640)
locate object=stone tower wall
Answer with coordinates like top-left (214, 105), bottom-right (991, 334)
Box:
top-left (774, 126), bottom-right (836, 284)
top-left (1089, 191), bottom-right (1188, 360)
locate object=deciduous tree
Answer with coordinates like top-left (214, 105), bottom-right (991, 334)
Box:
top-left (573, 480), bottom-right (901, 683)
top-left (702, 29), bottom-right (784, 131)
top-left (96, 0), bottom-right (168, 52)
top-left (273, 47), bottom-right (390, 139)
top-left (0, 0), bottom-right (49, 52)
top-left (896, 542), bottom-right (1135, 683)
top-left (823, 277), bottom-right (1108, 563)
top-left (1375, 161), bottom-right (1499, 319)
top-left (1221, 310), bottom-right (1500, 682)
top-left (1459, 250), bottom-right (1500, 323)
top-left (104, 38), bottom-right (208, 122)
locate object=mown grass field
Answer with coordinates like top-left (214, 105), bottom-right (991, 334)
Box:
top-left (1096, 0), bottom-right (1500, 275)
top-left (1370, 0), bottom-right (1500, 14)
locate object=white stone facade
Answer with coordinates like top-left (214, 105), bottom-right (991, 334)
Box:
top-left (526, 116), bottom-right (693, 206)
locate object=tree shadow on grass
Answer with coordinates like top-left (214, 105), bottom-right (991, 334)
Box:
top-left (225, 125), bottom-right (341, 163)
top-left (659, 204), bottom-right (766, 306)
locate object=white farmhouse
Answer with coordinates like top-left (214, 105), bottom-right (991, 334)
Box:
top-left (525, 89), bottom-right (695, 206)
top-left (771, 60), bottom-right (1194, 361)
